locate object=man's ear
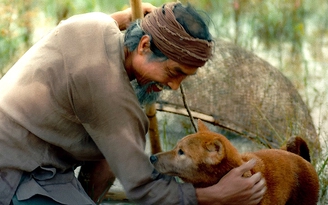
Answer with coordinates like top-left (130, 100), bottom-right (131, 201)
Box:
top-left (197, 119), bottom-right (209, 132)
top-left (137, 35), bottom-right (151, 55)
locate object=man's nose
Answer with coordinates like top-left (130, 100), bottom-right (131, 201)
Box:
top-left (168, 77), bottom-right (185, 90)
top-left (150, 155), bottom-right (158, 164)
top-left (167, 82), bottom-right (179, 90)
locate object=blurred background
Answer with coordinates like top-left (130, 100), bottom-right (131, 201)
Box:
top-left (1, 0), bottom-right (327, 203)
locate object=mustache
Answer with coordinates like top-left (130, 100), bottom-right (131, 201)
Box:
top-left (130, 80), bottom-right (170, 106)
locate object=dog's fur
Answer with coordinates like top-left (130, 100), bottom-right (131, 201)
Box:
top-left (150, 120), bottom-right (319, 205)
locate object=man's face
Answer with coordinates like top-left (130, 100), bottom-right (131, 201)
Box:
top-left (133, 58), bottom-right (198, 89)
top-left (131, 58), bottom-right (198, 106)
top-left (131, 36), bottom-right (198, 92)
top-left (129, 36), bottom-right (198, 105)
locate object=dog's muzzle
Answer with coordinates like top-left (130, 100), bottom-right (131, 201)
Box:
top-left (150, 155), bottom-right (158, 164)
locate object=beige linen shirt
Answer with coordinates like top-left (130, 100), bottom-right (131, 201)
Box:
top-left (0, 13), bottom-right (196, 205)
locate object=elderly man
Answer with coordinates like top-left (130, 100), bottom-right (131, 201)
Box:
top-left (0, 2), bottom-right (266, 205)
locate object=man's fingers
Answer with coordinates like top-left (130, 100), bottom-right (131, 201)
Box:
top-left (234, 159), bottom-right (267, 203)
top-left (249, 174), bottom-right (267, 202)
top-left (235, 159), bottom-right (257, 175)
top-left (250, 172), bottom-right (263, 183)
top-left (141, 3), bottom-right (157, 14)
top-left (254, 176), bottom-right (266, 190)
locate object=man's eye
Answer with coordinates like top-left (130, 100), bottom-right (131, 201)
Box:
top-left (178, 149), bottom-right (184, 155)
top-left (168, 70), bottom-right (177, 78)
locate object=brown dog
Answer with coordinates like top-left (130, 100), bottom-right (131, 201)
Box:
top-left (150, 119), bottom-right (319, 205)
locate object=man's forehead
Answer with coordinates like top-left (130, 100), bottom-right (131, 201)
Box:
top-left (169, 61), bottom-right (198, 76)
top-left (175, 66), bottom-right (197, 75)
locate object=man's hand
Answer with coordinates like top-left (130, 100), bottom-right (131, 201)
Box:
top-left (111, 3), bottom-right (156, 30)
top-left (196, 159), bottom-right (267, 205)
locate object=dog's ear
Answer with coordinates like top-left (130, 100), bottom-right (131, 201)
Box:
top-left (205, 139), bottom-right (224, 164)
top-left (206, 139), bottom-right (222, 152)
top-left (197, 119), bottom-right (209, 132)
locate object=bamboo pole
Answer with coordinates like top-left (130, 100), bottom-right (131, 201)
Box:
top-left (129, 0), bottom-right (143, 20)
top-left (130, 0), bottom-right (162, 154)
top-left (145, 104), bottom-right (162, 154)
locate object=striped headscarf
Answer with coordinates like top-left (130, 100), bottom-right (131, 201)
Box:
top-left (141, 2), bottom-right (213, 67)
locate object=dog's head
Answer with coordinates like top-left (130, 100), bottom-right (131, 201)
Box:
top-left (150, 120), bottom-right (242, 187)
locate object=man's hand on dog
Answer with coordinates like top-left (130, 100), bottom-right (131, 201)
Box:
top-left (196, 159), bottom-right (267, 205)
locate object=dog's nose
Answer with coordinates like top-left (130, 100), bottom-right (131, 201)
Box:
top-left (150, 155), bottom-right (158, 164)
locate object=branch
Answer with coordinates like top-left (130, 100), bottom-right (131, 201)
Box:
top-left (180, 84), bottom-right (197, 133)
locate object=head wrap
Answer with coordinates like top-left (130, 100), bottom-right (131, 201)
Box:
top-left (141, 2), bottom-right (213, 67)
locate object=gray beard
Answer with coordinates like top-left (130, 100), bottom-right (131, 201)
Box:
top-left (131, 80), bottom-right (161, 106)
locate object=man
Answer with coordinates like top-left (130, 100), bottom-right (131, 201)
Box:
top-left (0, 2), bottom-right (266, 205)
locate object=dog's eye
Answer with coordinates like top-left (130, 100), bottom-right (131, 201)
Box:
top-left (178, 149), bottom-right (184, 155)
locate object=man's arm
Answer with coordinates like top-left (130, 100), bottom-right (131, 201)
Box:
top-left (110, 3), bottom-right (156, 30)
top-left (196, 159), bottom-right (267, 205)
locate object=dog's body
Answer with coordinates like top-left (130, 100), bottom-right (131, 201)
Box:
top-left (150, 120), bottom-right (319, 205)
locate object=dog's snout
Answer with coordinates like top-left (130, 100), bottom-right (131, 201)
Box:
top-left (150, 155), bottom-right (158, 164)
